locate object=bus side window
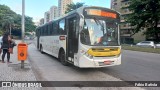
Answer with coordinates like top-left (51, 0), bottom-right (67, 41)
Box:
top-left (47, 25), bottom-right (49, 36)
top-left (42, 27), bottom-right (44, 36)
top-left (45, 25), bottom-right (48, 36)
top-left (59, 19), bottom-right (66, 35)
top-left (39, 28), bottom-right (41, 36)
top-left (53, 22), bottom-right (58, 35)
top-left (52, 23), bottom-right (54, 35)
top-left (48, 24), bottom-right (51, 35)
top-left (44, 25), bottom-right (48, 36)
top-left (50, 23), bottom-right (53, 35)
top-left (43, 27), bottom-right (45, 36)
top-left (41, 28), bottom-right (43, 36)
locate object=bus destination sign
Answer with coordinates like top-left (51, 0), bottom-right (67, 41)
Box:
top-left (86, 9), bottom-right (117, 19)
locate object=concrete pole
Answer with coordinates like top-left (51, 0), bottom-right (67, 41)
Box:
top-left (22, 0), bottom-right (25, 43)
top-left (21, 0), bottom-right (25, 69)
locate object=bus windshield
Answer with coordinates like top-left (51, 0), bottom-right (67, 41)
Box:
top-left (80, 18), bottom-right (119, 46)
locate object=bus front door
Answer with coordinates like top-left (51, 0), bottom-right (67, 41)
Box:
top-left (67, 15), bottom-right (79, 61)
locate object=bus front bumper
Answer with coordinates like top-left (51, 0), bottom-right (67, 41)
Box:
top-left (78, 55), bottom-right (121, 68)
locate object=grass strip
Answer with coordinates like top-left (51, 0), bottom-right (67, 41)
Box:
top-left (122, 45), bottom-right (160, 54)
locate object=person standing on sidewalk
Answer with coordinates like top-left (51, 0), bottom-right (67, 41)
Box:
top-left (1, 33), bottom-right (12, 63)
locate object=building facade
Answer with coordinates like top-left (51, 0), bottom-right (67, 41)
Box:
top-left (111, 0), bottom-right (146, 43)
top-left (40, 18), bottom-right (44, 25)
top-left (44, 11), bottom-right (50, 23)
top-left (34, 22), bottom-right (40, 26)
top-left (50, 6), bottom-right (58, 21)
top-left (58, 0), bottom-right (72, 17)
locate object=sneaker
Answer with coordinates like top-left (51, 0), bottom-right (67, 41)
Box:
top-left (2, 61), bottom-right (5, 63)
top-left (7, 61), bottom-right (12, 63)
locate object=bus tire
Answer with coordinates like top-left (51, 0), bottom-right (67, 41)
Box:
top-left (59, 50), bottom-right (68, 66)
top-left (40, 45), bottom-right (44, 54)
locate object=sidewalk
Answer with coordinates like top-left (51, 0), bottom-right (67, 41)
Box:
top-left (0, 40), bottom-right (40, 90)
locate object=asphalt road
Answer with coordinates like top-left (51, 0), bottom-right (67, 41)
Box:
top-left (26, 40), bottom-right (160, 90)
top-left (100, 50), bottom-right (160, 81)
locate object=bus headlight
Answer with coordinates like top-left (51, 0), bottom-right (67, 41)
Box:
top-left (85, 52), bottom-right (93, 59)
top-left (80, 50), bottom-right (93, 59)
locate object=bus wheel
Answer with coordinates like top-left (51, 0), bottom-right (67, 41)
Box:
top-left (40, 45), bottom-right (44, 54)
top-left (60, 50), bottom-right (68, 66)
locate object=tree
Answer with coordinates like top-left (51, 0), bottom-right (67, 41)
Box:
top-left (127, 0), bottom-right (160, 41)
top-left (0, 4), bottom-right (36, 37)
top-left (0, 5), bottom-right (16, 33)
top-left (65, 2), bottom-right (85, 14)
top-left (25, 16), bottom-right (36, 32)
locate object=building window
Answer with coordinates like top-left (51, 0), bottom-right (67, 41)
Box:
top-left (114, 3), bottom-right (117, 5)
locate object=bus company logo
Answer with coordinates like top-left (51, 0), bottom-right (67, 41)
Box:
top-left (2, 82), bottom-right (12, 87)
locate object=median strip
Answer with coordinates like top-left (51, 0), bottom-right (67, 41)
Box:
top-left (122, 45), bottom-right (160, 54)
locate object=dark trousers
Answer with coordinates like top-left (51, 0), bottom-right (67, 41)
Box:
top-left (2, 49), bottom-right (10, 62)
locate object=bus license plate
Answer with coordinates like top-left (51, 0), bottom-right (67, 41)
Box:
top-left (104, 61), bottom-right (113, 65)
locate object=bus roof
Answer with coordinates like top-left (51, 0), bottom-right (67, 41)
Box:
top-left (36, 6), bottom-right (120, 29)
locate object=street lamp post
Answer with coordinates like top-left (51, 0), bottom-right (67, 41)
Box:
top-left (22, 0), bottom-right (25, 43)
top-left (21, 0), bottom-right (25, 69)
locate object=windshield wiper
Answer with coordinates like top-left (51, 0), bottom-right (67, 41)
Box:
top-left (93, 17), bottom-right (104, 27)
top-left (93, 17), bottom-right (105, 34)
top-left (93, 17), bottom-right (99, 25)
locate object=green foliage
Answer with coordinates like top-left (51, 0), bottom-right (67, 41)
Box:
top-left (65, 2), bottom-right (85, 14)
top-left (0, 30), bottom-right (3, 36)
top-left (25, 32), bottom-right (31, 36)
top-left (25, 16), bottom-right (36, 32)
top-left (0, 4), bottom-right (36, 37)
top-left (0, 5), bottom-right (16, 32)
top-left (127, 0), bottom-right (160, 41)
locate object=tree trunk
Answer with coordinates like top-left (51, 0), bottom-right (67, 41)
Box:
top-left (154, 18), bottom-right (159, 42)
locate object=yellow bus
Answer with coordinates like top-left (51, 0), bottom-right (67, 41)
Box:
top-left (36, 6), bottom-right (121, 68)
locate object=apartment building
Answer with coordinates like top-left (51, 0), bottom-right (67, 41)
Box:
top-left (44, 11), bottom-right (50, 23)
top-left (111, 0), bottom-right (146, 43)
top-left (39, 18), bottom-right (44, 25)
top-left (58, 0), bottom-right (72, 17)
top-left (50, 6), bottom-right (58, 21)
